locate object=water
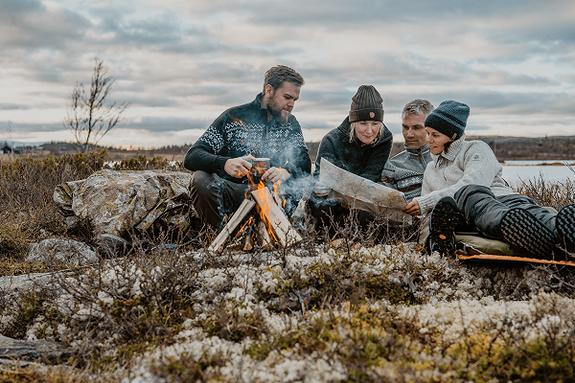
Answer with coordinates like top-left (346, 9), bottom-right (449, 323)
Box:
top-left (501, 160), bottom-right (575, 187)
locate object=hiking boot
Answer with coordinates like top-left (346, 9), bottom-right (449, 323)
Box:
top-left (557, 204), bottom-right (575, 255)
top-left (429, 197), bottom-right (462, 255)
top-left (500, 208), bottom-right (554, 259)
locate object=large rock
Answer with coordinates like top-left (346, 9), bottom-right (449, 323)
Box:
top-left (27, 238), bottom-right (98, 266)
top-left (0, 335), bottom-right (72, 364)
top-left (54, 169), bottom-right (195, 238)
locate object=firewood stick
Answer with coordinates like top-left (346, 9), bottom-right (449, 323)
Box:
top-left (208, 198), bottom-right (256, 253)
top-left (251, 188), bottom-right (302, 247)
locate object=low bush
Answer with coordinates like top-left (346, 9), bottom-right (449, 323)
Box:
top-left (1, 154), bottom-right (575, 382)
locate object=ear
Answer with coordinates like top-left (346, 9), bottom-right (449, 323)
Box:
top-left (264, 84), bottom-right (274, 96)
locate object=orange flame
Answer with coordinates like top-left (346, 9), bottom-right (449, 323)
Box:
top-left (256, 181), bottom-right (279, 243)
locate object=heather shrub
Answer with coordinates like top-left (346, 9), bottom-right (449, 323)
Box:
top-left (0, 150), bottom-right (108, 260)
top-left (1, 158), bottom-right (575, 382)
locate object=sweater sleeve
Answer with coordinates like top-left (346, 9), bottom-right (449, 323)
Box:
top-left (414, 142), bottom-right (502, 214)
top-left (183, 114), bottom-right (231, 173)
top-left (357, 127), bottom-right (393, 182)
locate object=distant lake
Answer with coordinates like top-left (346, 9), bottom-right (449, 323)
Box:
top-left (502, 160), bottom-right (575, 187)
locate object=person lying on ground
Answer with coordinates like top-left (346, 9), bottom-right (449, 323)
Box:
top-left (401, 100), bottom-right (575, 259)
top-left (309, 85), bottom-right (393, 229)
top-left (184, 65), bottom-right (311, 229)
top-left (379, 99), bottom-right (433, 203)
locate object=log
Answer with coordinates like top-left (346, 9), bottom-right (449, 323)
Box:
top-left (319, 158), bottom-right (412, 225)
top-left (257, 220), bottom-right (273, 250)
top-left (251, 187), bottom-right (302, 247)
top-left (208, 198), bottom-right (256, 253)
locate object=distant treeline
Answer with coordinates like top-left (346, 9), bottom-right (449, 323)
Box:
top-left (23, 136), bottom-right (575, 162)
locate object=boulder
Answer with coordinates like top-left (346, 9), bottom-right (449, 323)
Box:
top-left (27, 238), bottom-right (98, 267)
top-left (0, 335), bottom-right (72, 364)
top-left (53, 169), bottom-right (196, 238)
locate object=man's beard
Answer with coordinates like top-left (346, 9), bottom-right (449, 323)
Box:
top-left (267, 97), bottom-right (290, 123)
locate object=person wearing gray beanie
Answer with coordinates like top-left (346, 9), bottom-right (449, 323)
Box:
top-left (402, 100), bottom-right (575, 260)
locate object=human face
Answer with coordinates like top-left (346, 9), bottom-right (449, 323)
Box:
top-left (354, 120), bottom-right (381, 145)
top-left (425, 127), bottom-right (453, 155)
top-left (264, 82), bottom-right (300, 123)
top-left (402, 113), bottom-right (427, 150)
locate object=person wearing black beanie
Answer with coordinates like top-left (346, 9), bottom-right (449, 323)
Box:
top-left (402, 100), bottom-right (575, 260)
top-left (308, 85), bottom-right (393, 231)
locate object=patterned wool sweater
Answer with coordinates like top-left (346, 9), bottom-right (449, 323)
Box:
top-left (414, 135), bottom-right (514, 215)
top-left (379, 143), bottom-right (432, 202)
top-left (184, 93), bottom-right (311, 183)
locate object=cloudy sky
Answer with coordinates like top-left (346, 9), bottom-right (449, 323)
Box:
top-left (1, 0), bottom-right (574, 149)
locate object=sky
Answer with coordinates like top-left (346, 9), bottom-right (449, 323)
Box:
top-left (1, 0), bottom-right (574, 149)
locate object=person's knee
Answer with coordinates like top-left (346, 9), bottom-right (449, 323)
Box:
top-left (191, 171), bottom-right (215, 196)
top-left (454, 184), bottom-right (493, 208)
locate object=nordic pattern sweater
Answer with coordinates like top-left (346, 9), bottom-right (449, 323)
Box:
top-left (379, 143), bottom-right (432, 202)
top-left (184, 93), bottom-right (311, 183)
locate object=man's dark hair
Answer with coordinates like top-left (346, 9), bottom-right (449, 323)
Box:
top-left (263, 65), bottom-right (304, 93)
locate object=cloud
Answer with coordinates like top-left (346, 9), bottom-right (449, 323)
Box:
top-left (0, 0), bottom-right (573, 148)
top-left (0, 0), bottom-right (88, 48)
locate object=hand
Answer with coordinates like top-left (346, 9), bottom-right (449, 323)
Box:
top-left (313, 181), bottom-right (330, 197)
top-left (224, 156), bottom-right (253, 178)
top-left (402, 200), bottom-right (421, 216)
top-left (261, 167), bottom-right (291, 184)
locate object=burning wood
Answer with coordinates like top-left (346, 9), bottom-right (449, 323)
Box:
top-left (208, 158), bottom-right (302, 254)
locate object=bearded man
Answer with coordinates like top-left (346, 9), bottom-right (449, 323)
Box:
top-left (184, 65), bottom-right (311, 228)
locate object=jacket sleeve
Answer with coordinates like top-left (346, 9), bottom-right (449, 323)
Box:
top-left (358, 126), bottom-right (393, 182)
top-left (414, 142), bottom-right (502, 215)
top-left (312, 135), bottom-right (338, 179)
top-left (183, 113), bottom-right (230, 173)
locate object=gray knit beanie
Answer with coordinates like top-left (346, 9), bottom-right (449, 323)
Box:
top-left (349, 85), bottom-right (384, 123)
top-left (424, 100), bottom-right (469, 140)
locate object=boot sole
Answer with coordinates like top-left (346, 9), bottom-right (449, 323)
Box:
top-left (429, 198), bottom-right (460, 255)
top-left (557, 204), bottom-right (575, 254)
top-left (500, 208), bottom-right (554, 259)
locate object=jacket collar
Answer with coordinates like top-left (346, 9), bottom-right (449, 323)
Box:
top-left (436, 133), bottom-right (466, 162)
top-left (405, 142), bottom-right (430, 155)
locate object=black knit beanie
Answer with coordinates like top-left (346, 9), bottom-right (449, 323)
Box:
top-left (349, 85), bottom-right (384, 123)
top-left (424, 100), bottom-right (469, 140)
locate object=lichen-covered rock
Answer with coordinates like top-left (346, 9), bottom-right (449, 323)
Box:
top-left (0, 334), bottom-right (72, 364)
top-left (53, 169), bottom-right (195, 237)
top-left (27, 238), bottom-right (98, 266)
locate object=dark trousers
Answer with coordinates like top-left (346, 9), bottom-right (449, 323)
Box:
top-left (190, 171), bottom-right (248, 228)
top-left (453, 185), bottom-right (559, 242)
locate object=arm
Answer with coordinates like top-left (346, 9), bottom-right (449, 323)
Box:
top-left (414, 142), bottom-right (501, 214)
top-left (312, 135), bottom-right (338, 179)
top-left (183, 112), bottom-right (230, 174)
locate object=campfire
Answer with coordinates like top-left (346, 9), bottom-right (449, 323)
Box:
top-left (208, 158), bottom-right (302, 253)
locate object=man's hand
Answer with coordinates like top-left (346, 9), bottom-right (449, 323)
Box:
top-left (261, 167), bottom-right (291, 184)
top-left (224, 156), bottom-right (253, 178)
top-left (402, 200), bottom-right (421, 216)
